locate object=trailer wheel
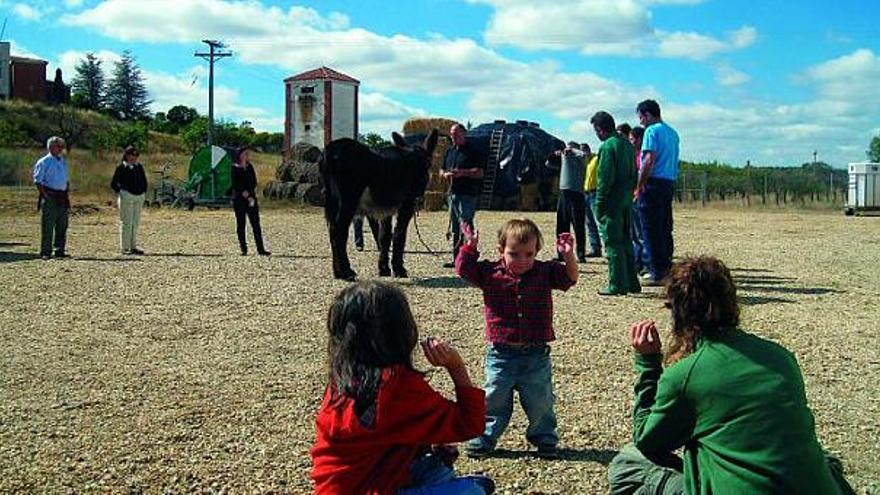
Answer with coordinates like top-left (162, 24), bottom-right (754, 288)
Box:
top-left (844, 207), bottom-right (854, 216)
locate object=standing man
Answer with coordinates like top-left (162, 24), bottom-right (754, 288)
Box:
top-left (441, 123), bottom-right (484, 268)
top-left (554, 142), bottom-right (588, 262)
top-left (635, 99), bottom-right (679, 286)
top-left (628, 126), bottom-right (649, 275)
top-left (33, 136), bottom-right (71, 260)
top-left (582, 143), bottom-right (603, 258)
top-left (592, 111), bottom-right (640, 296)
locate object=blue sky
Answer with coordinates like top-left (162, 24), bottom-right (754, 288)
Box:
top-left (3, 0), bottom-right (879, 167)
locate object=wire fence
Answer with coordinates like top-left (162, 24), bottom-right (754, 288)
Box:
top-left (675, 166), bottom-right (847, 207)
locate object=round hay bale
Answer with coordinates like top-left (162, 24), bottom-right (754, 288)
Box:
top-left (294, 183), bottom-right (324, 206)
top-left (263, 180), bottom-right (279, 198)
top-left (276, 160), bottom-right (322, 184)
top-left (290, 141), bottom-right (322, 163)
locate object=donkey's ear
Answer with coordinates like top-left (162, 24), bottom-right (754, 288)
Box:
top-left (423, 129), bottom-right (439, 155)
top-left (391, 132), bottom-right (407, 148)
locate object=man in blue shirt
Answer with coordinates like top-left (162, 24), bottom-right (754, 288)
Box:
top-left (634, 100), bottom-right (679, 284)
top-left (32, 136), bottom-right (71, 259)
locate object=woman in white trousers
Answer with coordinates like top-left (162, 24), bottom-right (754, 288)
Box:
top-left (110, 146), bottom-right (148, 255)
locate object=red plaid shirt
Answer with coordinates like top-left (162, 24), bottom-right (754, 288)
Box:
top-left (455, 244), bottom-right (575, 344)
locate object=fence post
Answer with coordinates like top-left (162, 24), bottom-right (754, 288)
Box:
top-left (682, 172), bottom-right (688, 204)
top-left (701, 171), bottom-right (708, 206)
top-left (829, 172), bottom-right (833, 203)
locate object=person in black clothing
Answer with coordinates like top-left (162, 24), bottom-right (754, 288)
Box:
top-left (110, 146), bottom-right (148, 255)
top-left (231, 147), bottom-right (270, 256)
top-left (441, 124), bottom-right (485, 268)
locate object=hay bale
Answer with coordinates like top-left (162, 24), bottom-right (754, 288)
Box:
top-left (263, 180), bottom-right (278, 198)
top-left (403, 117), bottom-right (459, 137)
top-left (290, 141), bottom-right (322, 163)
top-left (519, 183), bottom-right (540, 211)
top-left (277, 160), bottom-right (322, 184)
top-left (404, 117), bottom-right (458, 194)
top-left (294, 183), bottom-right (324, 206)
top-left (422, 191), bottom-right (447, 212)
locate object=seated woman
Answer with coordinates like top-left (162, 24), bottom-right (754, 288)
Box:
top-left (608, 256), bottom-right (855, 495)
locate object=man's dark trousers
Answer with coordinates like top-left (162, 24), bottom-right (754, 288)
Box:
top-left (40, 195), bottom-right (69, 256)
top-left (556, 189), bottom-right (587, 258)
top-left (636, 178), bottom-right (675, 281)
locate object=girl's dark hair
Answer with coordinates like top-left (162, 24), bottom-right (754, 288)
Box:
top-left (326, 281), bottom-right (419, 419)
top-left (233, 146), bottom-right (249, 164)
top-left (663, 256), bottom-right (739, 364)
top-left (122, 146), bottom-right (138, 162)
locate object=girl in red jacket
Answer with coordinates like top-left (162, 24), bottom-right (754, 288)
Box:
top-left (310, 281), bottom-right (495, 495)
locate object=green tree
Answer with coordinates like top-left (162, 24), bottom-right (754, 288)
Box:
top-left (106, 51), bottom-right (152, 120)
top-left (166, 105), bottom-right (199, 128)
top-left (181, 117), bottom-right (209, 151)
top-left (71, 52), bottom-right (105, 111)
top-left (869, 133), bottom-right (880, 162)
top-left (359, 132), bottom-right (392, 149)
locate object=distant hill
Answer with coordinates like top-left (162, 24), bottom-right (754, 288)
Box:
top-left (0, 100), bottom-right (186, 154)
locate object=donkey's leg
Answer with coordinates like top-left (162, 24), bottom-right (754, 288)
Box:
top-left (334, 205), bottom-right (358, 281)
top-left (391, 203), bottom-right (415, 278)
top-left (377, 216), bottom-right (393, 277)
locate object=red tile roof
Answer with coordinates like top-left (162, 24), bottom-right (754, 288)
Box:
top-left (285, 66), bottom-right (359, 84)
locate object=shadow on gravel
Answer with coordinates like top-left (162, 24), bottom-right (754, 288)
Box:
top-left (0, 250), bottom-right (40, 263)
top-left (738, 285), bottom-right (844, 296)
top-left (734, 275), bottom-right (797, 285)
top-left (74, 257), bottom-right (143, 263)
top-left (739, 295), bottom-right (795, 306)
top-left (485, 447), bottom-right (619, 465)
top-left (149, 252), bottom-right (225, 258)
top-left (409, 276), bottom-right (470, 289)
top-left (272, 254), bottom-right (332, 260)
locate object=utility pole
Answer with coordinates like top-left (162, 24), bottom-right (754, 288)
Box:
top-left (813, 150), bottom-right (818, 165)
top-left (195, 40), bottom-right (232, 146)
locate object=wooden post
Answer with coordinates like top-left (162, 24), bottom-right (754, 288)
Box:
top-left (701, 171), bottom-right (708, 206)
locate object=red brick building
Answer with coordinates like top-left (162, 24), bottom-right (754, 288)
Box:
top-left (9, 56), bottom-right (48, 103)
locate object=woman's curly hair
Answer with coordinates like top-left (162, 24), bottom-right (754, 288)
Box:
top-left (663, 256), bottom-right (740, 364)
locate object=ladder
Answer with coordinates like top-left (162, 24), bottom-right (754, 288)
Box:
top-left (478, 128), bottom-right (504, 210)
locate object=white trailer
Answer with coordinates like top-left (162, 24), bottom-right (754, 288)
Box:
top-left (845, 162), bottom-right (880, 215)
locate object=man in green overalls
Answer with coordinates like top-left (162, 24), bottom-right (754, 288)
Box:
top-left (592, 111), bottom-right (640, 296)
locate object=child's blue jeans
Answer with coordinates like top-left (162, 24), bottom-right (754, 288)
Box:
top-left (398, 452), bottom-right (493, 495)
top-left (468, 343), bottom-right (558, 450)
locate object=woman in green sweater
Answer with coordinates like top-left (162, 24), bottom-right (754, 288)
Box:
top-left (608, 256), bottom-right (855, 495)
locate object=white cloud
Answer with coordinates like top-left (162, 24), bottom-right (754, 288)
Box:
top-left (12, 3), bottom-right (41, 21)
top-left (657, 31), bottom-right (727, 60)
top-left (64, 0), bottom-right (85, 7)
top-left (729, 26), bottom-right (757, 48)
top-left (657, 26), bottom-right (756, 61)
top-left (7, 39), bottom-right (43, 59)
top-left (714, 64), bottom-right (750, 87)
top-left (470, 0), bottom-right (753, 60)
top-left (475, 0), bottom-right (652, 55)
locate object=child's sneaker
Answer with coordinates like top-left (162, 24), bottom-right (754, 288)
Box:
top-left (535, 444), bottom-right (559, 459)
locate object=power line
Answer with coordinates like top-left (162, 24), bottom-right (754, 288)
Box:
top-left (194, 39), bottom-right (232, 146)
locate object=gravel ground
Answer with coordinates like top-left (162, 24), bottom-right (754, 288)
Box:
top-left (1, 206), bottom-right (878, 494)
